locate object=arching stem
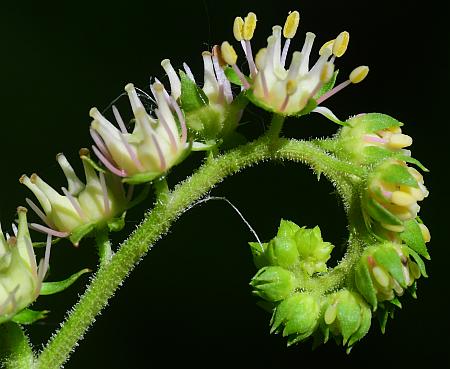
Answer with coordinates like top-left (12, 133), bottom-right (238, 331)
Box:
top-left (35, 136), bottom-right (366, 369)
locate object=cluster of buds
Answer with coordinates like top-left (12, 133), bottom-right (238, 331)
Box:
top-left (336, 113), bottom-right (415, 165)
top-left (364, 159), bottom-right (429, 241)
top-left (20, 150), bottom-right (127, 244)
top-left (355, 243), bottom-right (423, 309)
top-left (220, 11), bottom-right (369, 117)
top-left (0, 208), bottom-right (50, 323)
top-left (321, 289), bottom-right (371, 351)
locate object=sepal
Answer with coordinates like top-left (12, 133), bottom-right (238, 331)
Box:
top-left (250, 266), bottom-right (296, 302)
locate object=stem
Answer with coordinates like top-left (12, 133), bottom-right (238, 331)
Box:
top-left (35, 137), bottom-right (364, 368)
top-left (267, 114), bottom-right (285, 140)
top-left (95, 228), bottom-right (113, 266)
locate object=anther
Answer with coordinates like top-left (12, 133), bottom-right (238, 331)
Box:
top-left (233, 17), bottom-right (244, 41)
top-left (283, 11), bottom-right (300, 39)
top-left (388, 133), bottom-right (413, 149)
top-left (372, 266), bottom-right (390, 288)
top-left (320, 62), bottom-right (334, 83)
top-left (391, 191), bottom-right (416, 207)
top-left (332, 31), bottom-right (350, 57)
top-left (319, 40), bottom-right (334, 56)
top-left (243, 12), bottom-right (257, 40)
top-left (79, 148), bottom-right (91, 158)
top-left (220, 41), bottom-right (250, 89)
top-left (418, 223), bottom-right (431, 243)
top-left (349, 66), bottom-right (369, 83)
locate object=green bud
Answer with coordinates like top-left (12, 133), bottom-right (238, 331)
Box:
top-left (323, 289), bottom-right (371, 348)
top-left (271, 292), bottom-right (320, 343)
top-left (295, 226), bottom-right (334, 275)
top-left (266, 236), bottom-right (299, 269)
top-left (250, 266), bottom-right (296, 302)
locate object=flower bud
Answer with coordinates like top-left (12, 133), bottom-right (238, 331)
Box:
top-left (336, 113), bottom-right (413, 165)
top-left (295, 226), bottom-right (334, 275)
top-left (355, 243), bottom-right (422, 309)
top-left (271, 292), bottom-right (320, 344)
top-left (266, 236), bottom-right (299, 269)
top-left (250, 266), bottom-right (296, 302)
top-left (363, 159), bottom-right (428, 239)
top-left (322, 289), bottom-right (371, 348)
top-left (1, 208), bottom-right (48, 323)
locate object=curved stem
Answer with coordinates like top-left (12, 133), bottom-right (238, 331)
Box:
top-left (35, 136), bottom-right (364, 369)
top-left (0, 322), bottom-right (34, 369)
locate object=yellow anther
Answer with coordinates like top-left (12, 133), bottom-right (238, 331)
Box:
top-left (372, 266), bottom-right (390, 288)
top-left (381, 223), bottom-right (405, 233)
top-left (286, 80), bottom-right (297, 96)
top-left (220, 41), bottom-right (238, 65)
top-left (243, 12), bottom-right (257, 40)
top-left (349, 66), bottom-right (369, 83)
top-left (233, 17), bottom-right (244, 41)
top-left (319, 40), bottom-right (334, 56)
top-left (407, 167), bottom-right (424, 183)
top-left (320, 62), bottom-right (334, 83)
top-left (418, 223), bottom-right (431, 243)
top-left (255, 48), bottom-right (267, 69)
top-left (283, 11), bottom-right (300, 39)
top-left (391, 191), bottom-right (416, 207)
top-left (388, 133), bottom-right (413, 149)
top-left (333, 31), bottom-right (349, 57)
top-left (400, 185), bottom-right (425, 201)
top-left (324, 304), bottom-right (337, 325)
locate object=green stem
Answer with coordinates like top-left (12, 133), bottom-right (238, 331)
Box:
top-left (267, 114), bottom-right (285, 140)
top-left (95, 228), bottom-right (113, 266)
top-left (0, 322), bottom-right (34, 369)
top-left (35, 137), bottom-right (364, 369)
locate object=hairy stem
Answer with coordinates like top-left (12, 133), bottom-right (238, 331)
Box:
top-left (95, 228), bottom-right (113, 266)
top-left (35, 136), bottom-right (364, 368)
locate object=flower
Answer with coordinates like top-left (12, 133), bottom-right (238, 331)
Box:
top-left (0, 207), bottom-right (50, 323)
top-left (89, 81), bottom-right (189, 183)
top-left (220, 10), bottom-right (369, 116)
top-left (20, 150), bottom-right (127, 244)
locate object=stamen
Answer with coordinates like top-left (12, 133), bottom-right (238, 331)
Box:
top-left (38, 234), bottom-right (52, 283)
top-left (169, 96), bottom-right (187, 145)
top-left (89, 127), bottom-right (115, 163)
top-left (391, 191), bottom-right (416, 207)
top-left (418, 223), bottom-right (431, 243)
top-left (349, 66), bottom-right (369, 83)
top-left (319, 40), bottom-right (334, 56)
top-left (112, 106), bottom-right (145, 171)
top-left (212, 46), bottom-right (233, 103)
top-left (29, 223), bottom-right (69, 238)
top-left (183, 62), bottom-right (196, 82)
top-left (243, 12), bottom-right (257, 40)
top-left (333, 31), bottom-right (350, 57)
top-left (98, 172), bottom-right (110, 216)
top-left (233, 17), bottom-right (244, 41)
top-left (372, 266), bottom-right (390, 288)
top-left (25, 198), bottom-right (52, 227)
top-left (244, 40), bottom-right (257, 77)
top-left (154, 109), bottom-right (178, 153)
top-left (61, 187), bottom-right (86, 219)
top-left (221, 41), bottom-right (250, 89)
top-left (91, 145), bottom-right (127, 177)
top-left (280, 39), bottom-right (291, 68)
top-left (161, 59), bottom-right (181, 100)
top-left (283, 11), bottom-right (300, 39)
top-left (279, 80), bottom-right (297, 112)
top-left (364, 134), bottom-right (387, 144)
top-left (151, 133), bottom-right (167, 171)
top-left (388, 133), bottom-right (413, 149)
top-left (12, 223), bottom-right (18, 237)
top-left (315, 80), bottom-right (351, 104)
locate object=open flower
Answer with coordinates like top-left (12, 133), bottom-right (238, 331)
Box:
top-left (20, 150), bottom-right (127, 244)
top-left (220, 10), bottom-right (369, 117)
top-left (89, 81), bottom-right (188, 184)
top-left (0, 207), bottom-right (51, 323)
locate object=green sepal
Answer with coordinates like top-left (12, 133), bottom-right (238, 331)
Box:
top-left (69, 222), bottom-right (95, 246)
top-left (400, 219), bottom-right (430, 259)
top-left (266, 236), bottom-right (299, 269)
top-left (107, 211), bottom-right (126, 233)
top-left (355, 256), bottom-right (378, 309)
top-left (347, 302), bottom-right (371, 348)
top-left (40, 268), bottom-right (91, 295)
top-left (32, 237), bottom-right (61, 248)
top-left (224, 67), bottom-right (251, 86)
top-left (376, 303), bottom-right (395, 334)
top-left (389, 297), bottom-right (402, 309)
top-left (362, 146), bottom-right (428, 171)
top-left (122, 171), bottom-right (162, 185)
top-left (277, 219), bottom-right (302, 239)
top-left (364, 193), bottom-right (403, 226)
top-left (379, 163), bottom-right (418, 188)
top-left (11, 308), bottom-right (49, 325)
top-left (248, 241), bottom-right (268, 269)
top-left (408, 281), bottom-right (418, 299)
top-left (314, 70), bottom-right (339, 99)
top-left (373, 245), bottom-right (405, 287)
top-left (350, 113), bottom-right (403, 133)
top-left (80, 153), bottom-right (106, 173)
top-left (250, 266), bottom-right (296, 302)
top-left (405, 247), bottom-right (428, 278)
top-left (336, 293), bottom-right (362, 345)
top-left (178, 70), bottom-right (209, 112)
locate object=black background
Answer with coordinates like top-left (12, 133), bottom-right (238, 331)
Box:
top-left (0, 1), bottom-right (449, 368)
